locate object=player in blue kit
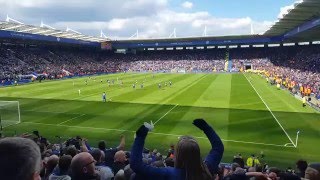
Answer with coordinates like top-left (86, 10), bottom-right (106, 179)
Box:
top-left (102, 92), bottom-right (106, 102)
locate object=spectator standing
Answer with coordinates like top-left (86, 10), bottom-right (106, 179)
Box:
top-left (130, 119), bottom-right (224, 180)
top-left (91, 149), bottom-right (114, 180)
top-left (70, 152), bottom-right (99, 180)
top-left (98, 135), bottom-right (125, 167)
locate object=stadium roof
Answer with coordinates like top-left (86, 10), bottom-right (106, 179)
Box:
top-left (0, 20), bottom-right (109, 43)
top-left (1, 0), bottom-right (320, 46)
top-left (115, 0), bottom-right (320, 45)
top-left (264, 0), bottom-right (320, 37)
top-left (113, 34), bottom-right (271, 43)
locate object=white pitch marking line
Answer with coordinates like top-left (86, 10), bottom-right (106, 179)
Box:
top-left (149, 131), bottom-right (289, 147)
top-left (57, 114), bottom-right (86, 125)
top-left (18, 122), bottom-right (293, 148)
top-left (22, 110), bottom-right (83, 115)
top-left (154, 104), bottom-right (179, 125)
top-left (243, 73), bottom-right (296, 148)
top-left (22, 121), bottom-right (135, 132)
top-left (1, 122), bottom-right (20, 129)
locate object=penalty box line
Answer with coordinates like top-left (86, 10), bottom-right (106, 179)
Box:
top-left (243, 73), bottom-right (296, 148)
top-left (19, 121), bottom-right (294, 148)
top-left (154, 104), bottom-right (179, 125)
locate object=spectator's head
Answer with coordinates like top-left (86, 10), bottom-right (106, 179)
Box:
top-left (296, 159), bottom-right (308, 173)
top-left (175, 136), bottom-right (212, 180)
top-left (98, 140), bottom-right (106, 150)
top-left (152, 160), bottom-right (165, 168)
top-left (231, 163), bottom-right (240, 172)
top-left (70, 152), bottom-right (97, 179)
top-left (268, 172), bottom-right (277, 180)
top-left (91, 149), bottom-right (103, 163)
top-left (305, 167), bottom-right (320, 180)
top-left (66, 146), bottom-right (78, 157)
top-left (165, 158), bottom-right (174, 167)
top-left (44, 155), bottom-right (59, 177)
top-left (59, 155), bottom-right (72, 174)
top-left (0, 137), bottom-right (41, 180)
top-left (114, 150), bottom-right (127, 163)
top-left (124, 164), bottom-right (134, 179)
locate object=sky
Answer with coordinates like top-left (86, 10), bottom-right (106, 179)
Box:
top-left (0, 0), bottom-right (300, 39)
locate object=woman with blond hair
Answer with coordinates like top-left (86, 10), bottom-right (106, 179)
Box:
top-left (131, 119), bottom-right (224, 180)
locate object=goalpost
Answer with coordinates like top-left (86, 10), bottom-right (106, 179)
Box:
top-left (0, 101), bottom-right (21, 128)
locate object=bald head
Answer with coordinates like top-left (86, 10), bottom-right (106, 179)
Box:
top-left (71, 152), bottom-right (96, 179)
top-left (114, 150), bottom-right (127, 163)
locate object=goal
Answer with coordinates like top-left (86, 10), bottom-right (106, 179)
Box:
top-left (0, 101), bottom-right (21, 128)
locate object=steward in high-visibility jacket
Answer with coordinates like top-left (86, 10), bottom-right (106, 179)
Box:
top-left (307, 88), bottom-right (311, 96)
top-left (302, 96), bottom-right (307, 107)
top-left (246, 155), bottom-right (261, 167)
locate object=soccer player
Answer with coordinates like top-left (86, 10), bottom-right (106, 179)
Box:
top-left (133, 84), bottom-right (136, 89)
top-left (277, 83), bottom-right (281, 90)
top-left (140, 84), bottom-right (144, 89)
top-left (85, 80), bottom-right (88, 85)
top-left (169, 81), bottom-right (172, 87)
top-left (78, 89), bottom-right (81, 96)
top-left (158, 83), bottom-right (161, 89)
top-left (302, 96), bottom-right (306, 107)
top-left (102, 92), bottom-right (106, 102)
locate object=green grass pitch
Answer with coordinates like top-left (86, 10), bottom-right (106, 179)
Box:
top-left (0, 73), bottom-right (319, 168)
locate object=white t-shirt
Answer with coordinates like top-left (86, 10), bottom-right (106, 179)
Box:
top-left (95, 165), bottom-right (114, 180)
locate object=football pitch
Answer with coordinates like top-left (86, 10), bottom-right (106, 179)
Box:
top-left (0, 73), bottom-right (319, 168)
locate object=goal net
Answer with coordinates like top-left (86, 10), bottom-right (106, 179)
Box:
top-left (0, 101), bottom-right (21, 128)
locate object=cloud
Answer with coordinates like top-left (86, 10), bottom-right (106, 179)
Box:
top-left (0, 0), bottom-right (273, 39)
top-left (278, 0), bottom-right (303, 19)
top-left (181, 1), bottom-right (193, 9)
top-left (53, 10), bottom-right (272, 39)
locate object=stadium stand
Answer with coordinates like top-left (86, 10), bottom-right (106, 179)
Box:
top-left (1, 44), bottom-right (320, 107)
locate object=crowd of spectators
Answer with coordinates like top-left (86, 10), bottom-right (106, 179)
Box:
top-left (230, 45), bottom-right (320, 101)
top-left (2, 44), bottom-right (320, 100)
top-left (1, 44), bottom-right (320, 87)
top-left (0, 119), bottom-right (319, 180)
top-left (0, 46), bottom-right (227, 82)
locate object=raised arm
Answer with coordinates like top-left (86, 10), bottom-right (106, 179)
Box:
top-left (116, 135), bottom-right (125, 150)
top-left (193, 119), bottom-right (224, 174)
top-left (130, 125), bottom-right (171, 178)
